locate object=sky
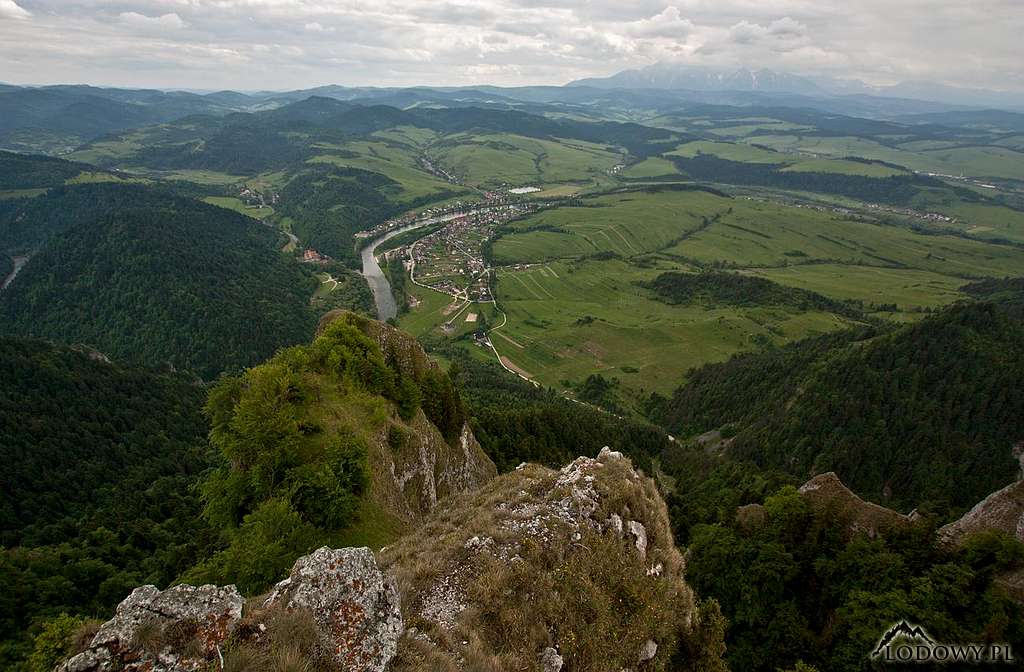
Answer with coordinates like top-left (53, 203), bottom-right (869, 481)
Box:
top-left (0, 0), bottom-right (1021, 92)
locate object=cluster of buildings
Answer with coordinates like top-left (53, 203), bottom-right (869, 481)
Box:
top-left (301, 248), bottom-right (331, 264)
top-left (239, 186), bottom-right (279, 209)
top-left (404, 203), bottom-right (535, 302)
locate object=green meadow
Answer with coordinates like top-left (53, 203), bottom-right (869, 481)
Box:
top-left (428, 132), bottom-right (622, 188)
top-left (474, 189), bottom-right (1024, 397)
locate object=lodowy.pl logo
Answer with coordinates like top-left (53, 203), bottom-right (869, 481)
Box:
top-left (871, 620), bottom-right (1014, 664)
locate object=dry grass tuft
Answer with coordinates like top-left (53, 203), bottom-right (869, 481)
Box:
top-left (222, 603), bottom-right (340, 672)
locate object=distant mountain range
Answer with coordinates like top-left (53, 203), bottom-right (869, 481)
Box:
top-left (3, 69), bottom-right (1024, 156)
top-left (568, 63), bottom-right (1024, 111)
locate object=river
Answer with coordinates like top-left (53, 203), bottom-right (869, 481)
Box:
top-left (360, 212), bottom-right (469, 321)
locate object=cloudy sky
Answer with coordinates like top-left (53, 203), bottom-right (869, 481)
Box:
top-left (0, 0), bottom-right (1021, 91)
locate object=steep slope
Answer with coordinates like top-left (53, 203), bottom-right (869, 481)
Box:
top-left (652, 301), bottom-right (1024, 512)
top-left (188, 313), bottom-right (495, 594)
top-left (0, 338), bottom-right (213, 669)
top-left (0, 183), bottom-right (318, 378)
top-left (54, 450), bottom-right (727, 672)
top-left (318, 309), bottom-right (497, 520)
top-left (383, 447), bottom-right (726, 671)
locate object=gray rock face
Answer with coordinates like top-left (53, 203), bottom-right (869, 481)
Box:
top-left (56, 584), bottom-right (244, 672)
top-left (540, 646), bottom-right (564, 671)
top-left (939, 480), bottom-right (1024, 547)
top-left (264, 546), bottom-right (402, 672)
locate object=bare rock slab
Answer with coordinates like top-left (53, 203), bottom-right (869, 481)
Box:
top-left (56, 584), bottom-right (243, 672)
top-left (264, 546), bottom-right (402, 672)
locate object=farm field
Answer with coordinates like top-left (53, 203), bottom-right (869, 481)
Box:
top-left (667, 140), bottom-right (785, 163)
top-left (660, 198), bottom-right (1024, 277)
top-left (744, 134), bottom-right (1024, 181)
top-left (202, 196), bottom-right (275, 220)
top-left (620, 157), bottom-right (682, 179)
top-left (491, 188), bottom-right (730, 264)
top-left (491, 257), bottom-right (853, 395)
top-left (747, 264), bottom-right (966, 310)
top-left (309, 140), bottom-right (463, 202)
top-left (474, 188), bottom-right (1024, 397)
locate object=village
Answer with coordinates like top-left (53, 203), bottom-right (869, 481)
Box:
top-left (378, 201), bottom-right (539, 304)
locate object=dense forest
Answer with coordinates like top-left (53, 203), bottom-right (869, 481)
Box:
top-left (0, 183), bottom-right (178, 253)
top-left (0, 151), bottom-right (94, 190)
top-left (645, 270), bottom-right (865, 318)
top-left (277, 165), bottom-right (405, 264)
top-left (0, 338), bottom-right (214, 668)
top-left (0, 184), bottom-right (319, 378)
top-left (671, 153), bottom-right (978, 206)
top-left (685, 485), bottom-right (1024, 671)
top-left (650, 300), bottom-right (1024, 514)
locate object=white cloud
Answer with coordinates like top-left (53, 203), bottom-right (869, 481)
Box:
top-left (624, 6), bottom-right (695, 39)
top-left (0, 1), bottom-right (1019, 91)
top-left (118, 11), bottom-right (186, 30)
top-left (0, 0), bottom-right (30, 20)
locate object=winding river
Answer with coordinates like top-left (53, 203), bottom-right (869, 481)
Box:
top-left (360, 212), bottom-right (468, 321)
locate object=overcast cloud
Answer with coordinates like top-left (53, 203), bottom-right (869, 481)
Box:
top-left (0, 0), bottom-right (1021, 91)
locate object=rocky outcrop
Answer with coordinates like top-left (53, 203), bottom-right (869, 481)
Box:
top-left (58, 549), bottom-right (402, 672)
top-left (57, 450), bottom-right (727, 672)
top-left (382, 447), bottom-right (725, 671)
top-left (56, 584), bottom-right (244, 672)
top-left (262, 547), bottom-right (403, 672)
top-left (318, 309), bottom-right (497, 522)
top-left (797, 472), bottom-right (914, 539)
top-left (939, 480), bottom-right (1024, 547)
top-left (371, 410), bottom-right (496, 521)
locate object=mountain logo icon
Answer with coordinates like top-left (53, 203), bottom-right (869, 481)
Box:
top-left (871, 621), bottom-right (935, 658)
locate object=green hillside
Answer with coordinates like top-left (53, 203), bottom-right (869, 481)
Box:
top-left (651, 301), bottom-right (1024, 513)
top-left (0, 338), bottom-right (213, 668)
top-left (0, 184), bottom-right (319, 378)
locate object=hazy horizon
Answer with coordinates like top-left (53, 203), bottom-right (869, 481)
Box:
top-left (1, 1), bottom-right (1022, 93)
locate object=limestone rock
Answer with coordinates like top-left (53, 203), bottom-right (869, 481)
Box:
top-left (56, 584), bottom-right (243, 672)
top-left (382, 449), bottom-right (711, 670)
top-left (263, 547), bottom-right (402, 672)
top-left (939, 480), bottom-right (1024, 547)
top-left (797, 472), bottom-right (912, 539)
top-left (629, 520), bottom-right (648, 558)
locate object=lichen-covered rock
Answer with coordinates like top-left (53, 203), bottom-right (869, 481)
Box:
top-left (939, 480), bottom-right (1024, 547)
top-left (56, 584), bottom-right (243, 672)
top-left (383, 448), bottom-right (726, 671)
top-left (263, 547), bottom-right (402, 672)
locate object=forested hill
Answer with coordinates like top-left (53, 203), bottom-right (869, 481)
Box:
top-left (650, 299), bottom-right (1024, 514)
top-left (0, 337), bottom-right (213, 667)
top-left (0, 183), bottom-right (318, 378)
